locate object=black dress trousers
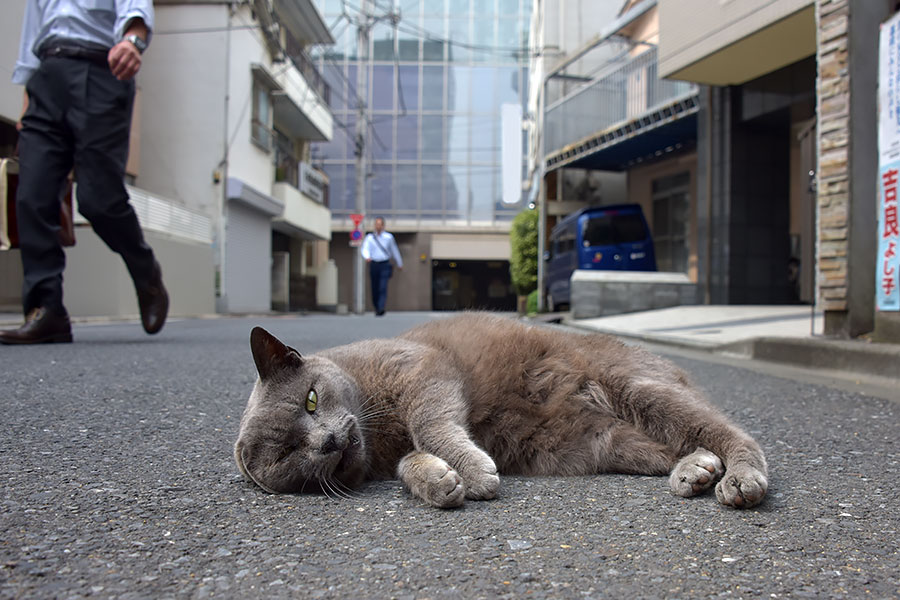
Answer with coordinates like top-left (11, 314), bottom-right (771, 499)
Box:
top-left (16, 54), bottom-right (155, 315)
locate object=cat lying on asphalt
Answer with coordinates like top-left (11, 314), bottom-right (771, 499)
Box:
top-left (235, 313), bottom-right (768, 509)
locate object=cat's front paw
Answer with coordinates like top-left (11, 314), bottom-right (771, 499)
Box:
top-left (398, 452), bottom-right (466, 508)
top-left (669, 448), bottom-right (724, 497)
top-left (458, 451), bottom-right (500, 500)
top-left (715, 464), bottom-right (768, 508)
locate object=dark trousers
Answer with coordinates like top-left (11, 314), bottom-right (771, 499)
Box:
top-left (16, 55), bottom-right (155, 316)
top-left (369, 260), bottom-right (392, 313)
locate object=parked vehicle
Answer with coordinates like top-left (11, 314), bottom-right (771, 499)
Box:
top-left (544, 204), bottom-right (656, 311)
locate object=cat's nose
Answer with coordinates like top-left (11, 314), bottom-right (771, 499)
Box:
top-left (320, 433), bottom-right (347, 455)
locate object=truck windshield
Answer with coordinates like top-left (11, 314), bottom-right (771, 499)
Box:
top-left (582, 213), bottom-right (648, 246)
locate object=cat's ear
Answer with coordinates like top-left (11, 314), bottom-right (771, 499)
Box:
top-left (250, 327), bottom-right (303, 380)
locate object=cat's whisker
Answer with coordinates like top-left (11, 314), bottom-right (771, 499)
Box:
top-left (319, 478), bottom-right (337, 501)
top-left (323, 476), bottom-right (354, 501)
top-left (356, 391), bottom-right (383, 412)
top-left (329, 476), bottom-right (360, 501)
top-left (358, 407), bottom-right (398, 422)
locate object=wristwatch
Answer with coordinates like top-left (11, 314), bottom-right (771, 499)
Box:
top-left (124, 34), bottom-right (147, 54)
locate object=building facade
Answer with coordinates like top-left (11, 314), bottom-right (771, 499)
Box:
top-left (659, 0), bottom-right (900, 341)
top-left (310, 0), bottom-right (533, 312)
top-left (530, 0), bottom-right (701, 313)
top-left (143, 0), bottom-right (337, 314)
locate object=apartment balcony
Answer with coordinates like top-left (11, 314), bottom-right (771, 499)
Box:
top-left (253, 56), bottom-right (333, 145)
top-left (272, 181), bottom-right (331, 241)
top-left (272, 137), bottom-right (331, 241)
top-left (284, 30), bottom-right (332, 108)
top-left (544, 47), bottom-right (700, 172)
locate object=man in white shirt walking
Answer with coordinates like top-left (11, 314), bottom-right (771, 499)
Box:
top-left (360, 217), bottom-right (403, 316)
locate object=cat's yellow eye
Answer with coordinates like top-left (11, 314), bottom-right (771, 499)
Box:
top-left (306, 389), bottom-right (318, 413)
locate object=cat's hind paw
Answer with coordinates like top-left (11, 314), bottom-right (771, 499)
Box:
top-left (398, 452), bottom-right (466, 508)
top-left (669, 448), bottom-right (724, 497)
top-left (715, 464), bottom-right (767, 508)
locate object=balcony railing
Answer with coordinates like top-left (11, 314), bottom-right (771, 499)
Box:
top-left (284, 30), bottom-right (331, 107)
top-left (544, 47), bottom-right (697, 155)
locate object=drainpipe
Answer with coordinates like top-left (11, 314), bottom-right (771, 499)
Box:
top-left (536, 77), bottom-right (547, 312)
top-left (704, 86), bottom-right (712, 305)
top-left (218, 2), bottom-right (234, 312)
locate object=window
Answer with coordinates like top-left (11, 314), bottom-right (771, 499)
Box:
top-left (583, 214), bottom-right (648, 247)
top-left (251, 76), bottom-right (273, 151)
top-left (652, 172), bottom-right (691, 272)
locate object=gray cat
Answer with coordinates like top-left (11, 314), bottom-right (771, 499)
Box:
top-left (235, 313), bottom-right (768, 509)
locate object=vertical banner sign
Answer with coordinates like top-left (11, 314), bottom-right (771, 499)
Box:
top-left (878, 13), bottom-right (900, 311)
top-left (501, 103), bottom-right (523, 205)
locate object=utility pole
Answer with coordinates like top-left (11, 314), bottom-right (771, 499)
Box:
top-left (352, 0), bottom-right (370, 315)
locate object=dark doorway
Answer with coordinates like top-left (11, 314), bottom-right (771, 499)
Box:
top-left (431, 260), bottom-right (516, 311)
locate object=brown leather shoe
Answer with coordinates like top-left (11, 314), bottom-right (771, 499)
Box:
top-left (0, 308), bottom-right (73, 345)
top-left (136, 261), bottom-right (169, 335)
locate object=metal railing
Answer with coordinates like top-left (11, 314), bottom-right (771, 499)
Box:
top-left (284, 30), bottom-right (332, 107)
top-left (544, 47), bottom-right (697, 155)
top-left (274, 131), bottom-right (299, 188)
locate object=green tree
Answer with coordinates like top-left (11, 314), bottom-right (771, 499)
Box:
top-left (509, 208), bottom-right (538, 297)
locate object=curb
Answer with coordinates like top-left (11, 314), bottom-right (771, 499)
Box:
top-left (723, 336), bottom-right (900, 382)
top-left (562, 319), bottom-right (900, 384)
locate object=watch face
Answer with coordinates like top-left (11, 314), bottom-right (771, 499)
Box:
top-left (128, 35), bottom-right (147, 52)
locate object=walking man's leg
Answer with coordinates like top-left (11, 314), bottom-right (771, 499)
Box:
top-left (376, 264), bottom-right (390, 315)
top-left (0, 61), bottom-right (75, 344)
top-left (70, 63), bottom-right (168, 334)
top-left (369, 261), bottom-right (388, 316)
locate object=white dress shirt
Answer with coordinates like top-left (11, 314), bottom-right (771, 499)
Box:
top-left (361, 231), bottom-right (403, 267)
top-left (13, 0), bottom-right (155, 85)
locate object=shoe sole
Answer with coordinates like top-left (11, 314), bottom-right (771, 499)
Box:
top-left (0, 333), bottom-right (73, 345)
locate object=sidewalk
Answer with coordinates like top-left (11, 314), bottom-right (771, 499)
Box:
top-left (561, 305), bottom-right (900, 384)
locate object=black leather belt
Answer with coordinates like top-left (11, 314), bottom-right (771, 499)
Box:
top-left (39, 45), bottom-right (109, 67)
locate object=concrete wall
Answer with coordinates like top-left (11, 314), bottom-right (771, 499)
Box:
top-left (571, 271), bottom-right (700, 319)
top-left (331, 232), bottom-right (433, 312)
top-left (137, 4), bottom-right (228, 218)
top-left (0, 250), bottom-right (24, 311)
top-left (0, 1), bottom-right (26, 124)
top-left (659, 0), bottom-right (815, 84)
top-left (60, 227), bottom-right (214, 318)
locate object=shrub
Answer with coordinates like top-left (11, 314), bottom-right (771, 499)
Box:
top-left (509, 208), bottom-right (538, 297)
top-left (526, 289), bottom-right (539, 315)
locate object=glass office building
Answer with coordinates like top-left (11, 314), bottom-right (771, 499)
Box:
top-left (310, 0), bottom-right (532, 228)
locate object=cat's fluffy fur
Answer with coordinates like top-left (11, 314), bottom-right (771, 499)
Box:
top-left (235, 313), bottom-right (768, 509)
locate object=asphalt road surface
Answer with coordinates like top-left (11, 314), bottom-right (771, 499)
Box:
top-left (1, 312), bottom-right (898, 599)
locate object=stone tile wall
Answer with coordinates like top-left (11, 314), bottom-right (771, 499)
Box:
top-left (816, 0), bottom-right (850, 312)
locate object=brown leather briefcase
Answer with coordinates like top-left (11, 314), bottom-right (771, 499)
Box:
top-left (1, 157), bottom-right (75, 250)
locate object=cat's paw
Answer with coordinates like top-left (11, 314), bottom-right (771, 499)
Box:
top-left (398, 452), bottom-right (466, 508)
top-left (669, 448), bottom-right (725, 497)
top-left (715, 463), bottom-right (768, 508)
top-left (458, 451), bottom-right (500, 501)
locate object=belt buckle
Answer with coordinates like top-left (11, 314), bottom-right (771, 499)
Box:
top-left (44, 46), bottom-right (65, 59)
